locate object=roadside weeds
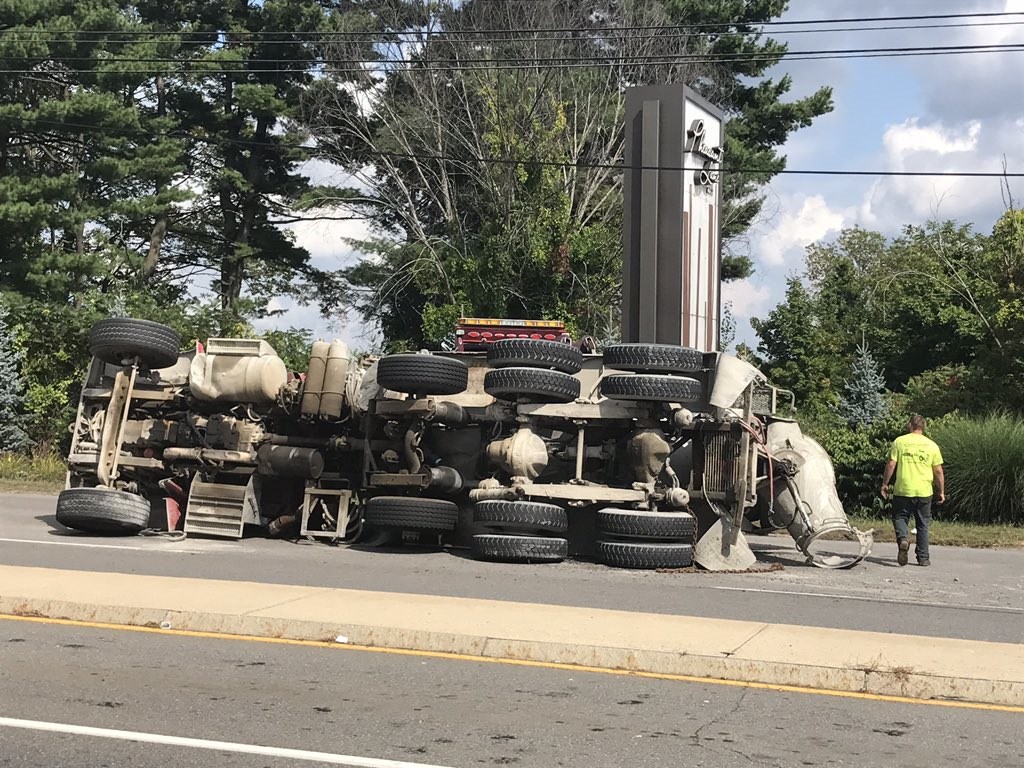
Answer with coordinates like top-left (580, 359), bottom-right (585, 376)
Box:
top-left (851, 515), bottom-right (1024, 549)
top-left (0, 453), bottom-right (65, 495)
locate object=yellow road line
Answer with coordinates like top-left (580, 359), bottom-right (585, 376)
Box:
top-left (2, 613), bottom-right (1021, 714)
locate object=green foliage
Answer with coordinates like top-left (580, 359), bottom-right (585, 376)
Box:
top-left (658, 0), bottom-right (833, 245)
top-left (751, 277), bottom-right (844, 416)
top-left (903, 365), bottom-right (973, 418)
top-left (807, 409), bottom-right (908, 514)
top-left (260, 328), bottom-right (313, 374)
top-left (835, 343), bottom-right (888, 427)
top-left (754, 214), bottom-right (1024, 418)
top-left (0, 301), bottom-right (28, 452)
top-left (312, 0), bottom-right (832, 348)
top-left (930, 413), bottom-right (1024, 525)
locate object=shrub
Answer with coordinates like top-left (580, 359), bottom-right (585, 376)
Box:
top-left (929, 413), bottom-right (1024, 525)
top-left (808, 410), bottom-right (907, 514)
top-left (903, 365), bottom-right (973, 418)
top-left (0, 301), bottom-right (28, 452)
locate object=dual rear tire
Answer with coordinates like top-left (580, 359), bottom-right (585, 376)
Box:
top-left (471, 500), bottom-right (568, 563)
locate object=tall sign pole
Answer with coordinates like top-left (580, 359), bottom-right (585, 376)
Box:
top-left (621, 85), bottom-right (724, 351)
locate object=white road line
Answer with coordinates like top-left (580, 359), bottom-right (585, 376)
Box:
top-left (0, 537), bottom-right (190, 552)
top-left (706, 585), bottom-right (1024, 614)
top-left (0, 717), bottom-right (456, 768)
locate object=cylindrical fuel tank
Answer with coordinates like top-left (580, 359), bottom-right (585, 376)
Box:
top-left (189, 353), bottom-right (288, 404)
top-left (256, 444), bottom-right (324, 479)
top-left (300, 340), bottom-right (330, 417)
top-left (319, 340), bottom-right (351, 419)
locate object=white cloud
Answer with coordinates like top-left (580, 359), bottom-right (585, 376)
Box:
top-left (882, 119), bottom-right (981, 161)
top-left (286, 214), bottom-right (372, 269)
top-left (722, 279), bottom-right (772, 320)
top-left (857, 117), bottom-right (1022, 230)
top-left (757, 195), bottom-right (846, 266)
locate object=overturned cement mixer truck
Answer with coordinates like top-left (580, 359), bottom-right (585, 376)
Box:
top-left (57, 316), bottom-right (873, 570)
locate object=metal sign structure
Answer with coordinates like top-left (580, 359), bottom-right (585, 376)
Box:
top-left (621, 85), bottom-right (724, 351)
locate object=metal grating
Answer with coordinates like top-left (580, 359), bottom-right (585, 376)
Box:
top-left (701, 432), bottom-right (735, 496)
top-left (183, 480), bottom-right (247, 539)
top-left (732, 384), bottom-right (783, 415)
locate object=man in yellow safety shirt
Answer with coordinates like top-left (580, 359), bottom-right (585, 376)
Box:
top-left (880, 414), bottom-right (945, 567)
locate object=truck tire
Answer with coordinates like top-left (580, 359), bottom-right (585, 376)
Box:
top-left (55, 488), bottom-right (151, 535)
top-left (596, 540), bottom-right (694, 569)
top-left (596, 509), bottom-right (696, 541)
top-left (363, 496), bottom-right (458, 532)
top-left (471, 534), bottom-right (568, 563)
top-left (602, 343), bottom-right (703, 374)
top-left (89, 318), bottom-right (181, 370)
top-left (484, 368), bottom-right (580, 403)
top-left (376, 354), bottom-right (468, 396)
top-left (600, 374), bottom-right (702, 403)
top-left (487, 339), bottom-right (583, 375)
top-left (474, 500), bottom-right (568, 535)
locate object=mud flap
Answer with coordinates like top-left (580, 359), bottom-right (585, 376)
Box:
top-left (694, 516), bottom-right (756, 571)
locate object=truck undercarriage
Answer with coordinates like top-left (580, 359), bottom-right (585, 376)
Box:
top-left (60, 318), bottom-right (872, 571)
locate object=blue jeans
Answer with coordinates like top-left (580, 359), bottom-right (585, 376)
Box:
top-left (892, 496), bottom-right (932, 562)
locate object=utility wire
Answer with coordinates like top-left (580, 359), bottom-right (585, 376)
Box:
top-left (0, 42), bottom-right (1021, 75)
top-left (2, 114), bottom-right (1021, 178)
top-left (15, 42), bottom-right (1024, 66)
top-left (9, 18), bottom-right (1024, 46)
top-left (3, 9), bottom-right (1022, 36)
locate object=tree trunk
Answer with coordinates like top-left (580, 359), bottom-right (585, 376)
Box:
top-left (142, 75), bottom-right (169, 281)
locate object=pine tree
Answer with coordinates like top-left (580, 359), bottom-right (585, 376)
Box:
top-left (0, 301), bottom-right (28, 453)
top-left (837, 342), bottom-right (889, 427)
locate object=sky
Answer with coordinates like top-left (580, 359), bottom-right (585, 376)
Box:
top-left (723, 0), bottom-right (1024, 349)
top-left (256, 0), bottom-right (1024, 353)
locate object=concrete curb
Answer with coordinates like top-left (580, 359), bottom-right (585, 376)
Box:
top-left (1, 565), bottom-right (1022, 709)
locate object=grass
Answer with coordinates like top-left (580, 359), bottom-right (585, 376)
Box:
top-left (930, 412), bottom-right (1024, 525)
top-left (0, 452), bottom-right (66, 494)
top-left (849, 514), bottom-right (1024, 548)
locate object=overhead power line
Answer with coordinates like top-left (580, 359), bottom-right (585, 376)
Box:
top-left (8, 18), bottom-right (1024, 46)
top-left (2, 114), bottom-right (1021, 179)
top-left (16, 41), bottom-right (1024, 66)
top-left (2, 9), bottom-right (1022, 37)
top-left (0, 41), bottom-right (1020, 76)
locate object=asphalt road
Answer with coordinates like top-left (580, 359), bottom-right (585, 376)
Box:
top-left (2, 617), bottom-right (1022, 768)
top-left (2, 493), bottom-right (1023, 643)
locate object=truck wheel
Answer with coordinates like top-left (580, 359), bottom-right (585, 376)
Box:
top-left (474, 500), bottom-right (568, 535)
top-left (596, 509), bottom-right (696, 541)
top-left (89, 318), bottom-right (181, 370)
top-left (600, 374), bottom-right (702, 403)
top-left (55, 488), bottom-right (151, 535)
top-left (377, 354), bottom-right (468, 396)
top-left (487, 339), bottom-right (584, 375)
top-left (364, 496), bottom-right (459, 533)
top-left (602, 343), bottom-right (703, 374)
top-left (471, 534), bottom-right (568, 563)
top-left (484, 368), bottom-right (580, 403)
top-left (596, 540), bottom-right (694, 569)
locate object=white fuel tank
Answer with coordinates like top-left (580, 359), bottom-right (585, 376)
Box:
top-left (189, 340), bottom-right (288, 404)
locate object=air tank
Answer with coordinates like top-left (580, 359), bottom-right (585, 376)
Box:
top-left (300, 340), bottom-right (331, 417)
top-left (319, 340), bottom-right (351, 419)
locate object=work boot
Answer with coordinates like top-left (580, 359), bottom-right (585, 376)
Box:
top-left (897, 538), bottom-right (909, 566)
top-left (917, 558), bottom-right (930, 567)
